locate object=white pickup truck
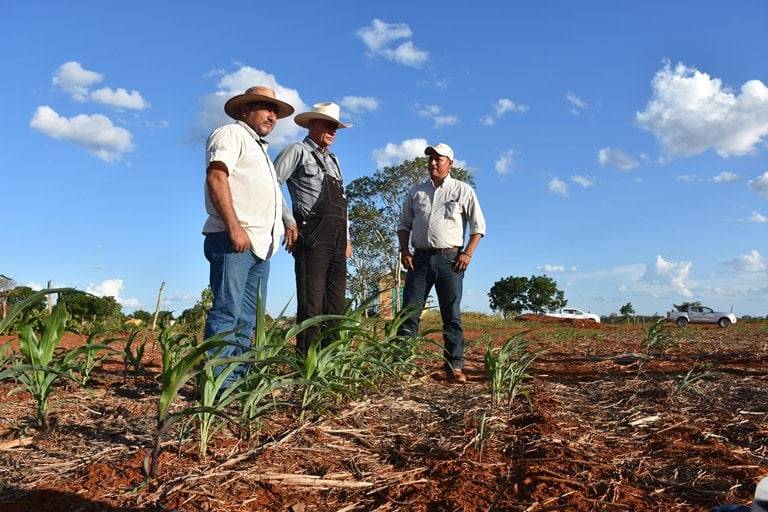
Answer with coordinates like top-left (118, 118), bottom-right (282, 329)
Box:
top-left (666, 304), bottom-right (737, 328)
top-left (544, 308), bottom-right (601, 323)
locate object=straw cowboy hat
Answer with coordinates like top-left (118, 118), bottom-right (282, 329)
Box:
top-left (224, 86), bottom-right (295, 120)
top-left (294, 102), bottom-right (352, 129)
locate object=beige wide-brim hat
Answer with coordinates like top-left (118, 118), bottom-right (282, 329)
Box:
top-left (425, 142), bottom-right (454, 161)
top-left (224, 86), bottom-right (295, 120)
top-left (294, 102), bottom-right (352, 129)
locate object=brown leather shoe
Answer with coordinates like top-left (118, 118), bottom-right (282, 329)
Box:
top-left (447, 368), bottom-right (467, 383)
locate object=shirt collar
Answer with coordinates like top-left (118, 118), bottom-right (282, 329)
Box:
top-left (430, 173), bottom-right (453, 188)
top-left (237, 121), bottom-right (267, 146)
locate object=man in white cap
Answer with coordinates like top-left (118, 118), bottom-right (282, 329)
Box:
top-left (397, 143), bottom-right (486, 382)
top-left (202, 86), bottom-right (294, 365)
top-left (274, 102), bottom-right (352, 355)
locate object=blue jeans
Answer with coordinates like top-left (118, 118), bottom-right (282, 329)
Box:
top-left (203, 232), bottom-right (269, 361)
top-left (397, 251), bottom-right (465, 370)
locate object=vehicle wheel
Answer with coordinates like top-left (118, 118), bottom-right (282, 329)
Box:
top-left (718, 317), bottom-right (731, 328)
top-left (676, 317), bottom-right (688, 327)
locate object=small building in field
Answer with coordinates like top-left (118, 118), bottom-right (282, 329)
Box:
top-left (375, 271), bottom-right (407, 319)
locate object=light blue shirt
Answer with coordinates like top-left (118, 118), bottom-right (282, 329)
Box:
top-left (274, 136), bottom-right (343, 228)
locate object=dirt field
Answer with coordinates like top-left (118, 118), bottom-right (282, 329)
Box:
top-left (1, 319), bottom-right (767, 511)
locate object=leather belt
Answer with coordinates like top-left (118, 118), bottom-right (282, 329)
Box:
top-left (414, 247), bottom-right (460, 255)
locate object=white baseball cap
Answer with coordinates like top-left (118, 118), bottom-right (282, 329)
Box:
top-left (424, 143), bottom-right (454, 161)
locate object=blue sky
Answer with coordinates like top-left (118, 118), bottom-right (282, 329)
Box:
top-left (3, 1), bottom-right (768, 317)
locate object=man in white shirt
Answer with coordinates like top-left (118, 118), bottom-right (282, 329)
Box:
top-left (397, 143), bottom-right (486, 383)
top-left (202, 86), bottom-right (293, 363)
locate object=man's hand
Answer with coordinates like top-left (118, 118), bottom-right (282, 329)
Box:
top-left (284, 224), bottom-right (298, 253)
top-left (401, 249), bottom-right (414, 271)
top-left (346, 240), bottom-right (353, 259)
top-left (453, 251), bottom-right (472, 272)
top-left (229, 226), bottom-right (250, 252)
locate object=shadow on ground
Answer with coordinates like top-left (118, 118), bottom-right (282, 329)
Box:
top-left (0, 488), bottom-right (165, 512)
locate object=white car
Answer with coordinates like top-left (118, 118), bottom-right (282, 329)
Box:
top-left (544, 308), bottom-right (601, 323)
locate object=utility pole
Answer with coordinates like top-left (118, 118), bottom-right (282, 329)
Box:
top-left (151, 281), bottom-right (165, 331)
top-left (46, 280), bottom-right (53, 314)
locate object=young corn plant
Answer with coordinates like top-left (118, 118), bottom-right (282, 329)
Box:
top-left (644, 318), bottom-right (677, 353)
top-left (195, 351), bottom-right (244, 460)
top-left (484, 333), bottom-right (540, 409)
top-left (238, 364), bottom-right (288, 440)
top-left (0, 296), bottom-right (102, 428)
top-left (123, 330), bottom-right (147, 379)
top-left (73, 331), bottom-right (116, 386)
top-left (675, 366), bottom-right (711, 396)
top-left (145, 328), bottom-right (230, 477)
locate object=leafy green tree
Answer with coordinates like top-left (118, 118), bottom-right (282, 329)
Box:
top-left (178, 288), bottom-right (212, 333)
top-left (131, 309), bottom-right (153, 323)
top-left (488, 276), bottom-right (530, 318)
top-left (59, 292), bottom-right (121, 322)
top-left (619, 302), bottom-right (635, 323)
top-left (488, 275), bottom-right (567, 316)
top-left (527, 275), bottom-right (566, 313)
top-left (6, 286), bottom-right (46, 311)
top-left (346, 157), bottom-right (474, 313)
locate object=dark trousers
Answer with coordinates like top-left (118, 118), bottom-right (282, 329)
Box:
top-left (397, 251), bottom-right (465, 370)
top-left (294, 215), bottom-right (347, 354)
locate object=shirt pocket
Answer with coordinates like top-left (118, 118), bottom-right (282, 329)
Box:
top-left (300, 158), bottom-right (322, 177)
top-left (444, 200), bottom-right (460, 219)
top-left (415, 194), bottom-right (431, 214)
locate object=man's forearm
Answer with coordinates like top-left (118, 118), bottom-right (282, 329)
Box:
top-left (463, 234), bottom-right (482, 256)
top-left (397, 230), bottom-right (411, 251)
top-left (206, 167), bottom-right (240, 231)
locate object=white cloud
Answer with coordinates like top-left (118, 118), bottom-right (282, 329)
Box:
top-left (749, 212), bottom-right (768, 223)
top-left (712, 171), bottom-right (740, 183)
top-left (566, 92), bottom-right (588, 115)
top-left (538, 265), bottom-right (577, 273)
top-left (371, 138), bottom-right (468, 169)
top-left (571, 175), bottom-right (595, 188)
top-left (548, 178), bottom-right (568, 196)
top-left (598, 147), bottom-right (639, 171)
top-left (357, 19), bottom-right (428, 67)
top-left (381, 41), bottom-right (429, 67)
top-left (372, 138), bottom-right (428, 167)
top-left (482, 98), bottom-right (528, 126)
top-left (195, 66), bottom-right (306, 147)
top-left (495, 150), bottom-right (515, 175)
top-left (566, 92), bottom-right (587, 109)
top-left (90, 87), bottom-right (148, 110)
top-left (340, 96), bottom-right (379, 114)
top-left (637, 61), bottom-right (768, 158)
top-left (53, 61), bottom-right (104, 101)
top-left (642, 255), bottom-right (693, 297)
top-left (417, 105), bottom-right (459, 128)
top-left (722, 250), bottom-right (766, 273)
top-left (30, 106), bottom-right (134, 162)
top-left (86, 278), bottom-right (141, 308)
top-left (26, 282), bottom-right (43, 291)
top-left (749, 171), bottom-right (768, 198)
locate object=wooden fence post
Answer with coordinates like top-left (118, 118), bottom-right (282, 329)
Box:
top-left (151, 282), bottom-right (165, 332)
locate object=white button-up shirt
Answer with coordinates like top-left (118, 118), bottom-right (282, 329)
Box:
top-left (203, 121), bottom-right (285, 260)
top-left (398, 174), bottom-right (486, 250)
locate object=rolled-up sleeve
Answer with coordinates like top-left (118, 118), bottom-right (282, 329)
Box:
top-left (206, 126), bottom-right (241, 172)
top-left (465, 189), bottom-right (486, 236)
top-left (398, 189), bottom-right (414, 232)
